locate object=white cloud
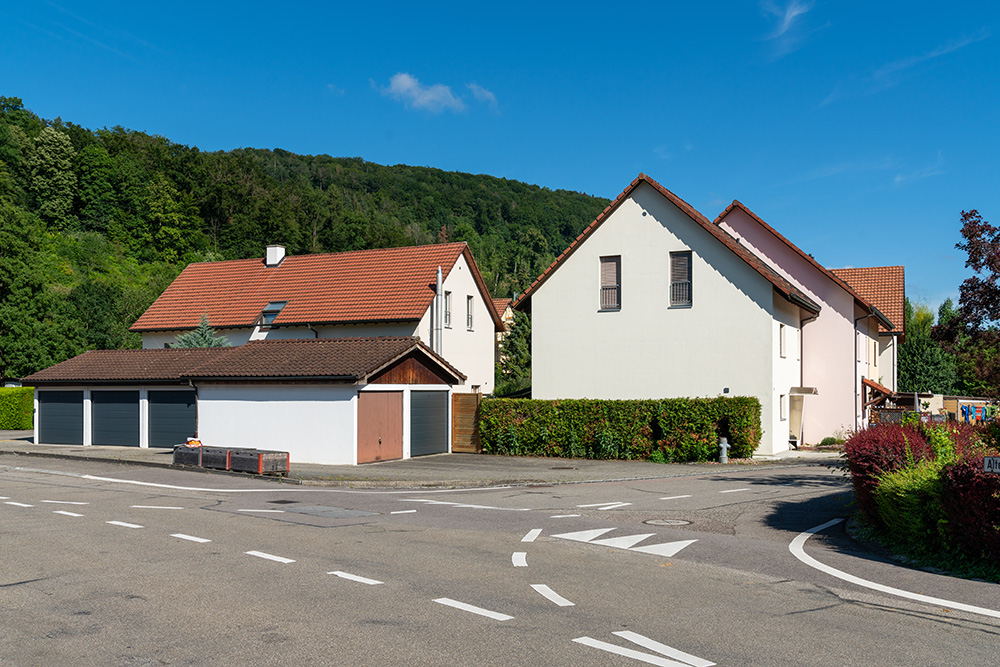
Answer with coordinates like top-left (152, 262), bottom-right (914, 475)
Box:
top-left (326, 83), bottom-right (345, 95)
top-left (381, 73), bottom-right (465, 113)
top-left (893, 152), bottom-right (946, 187)
top-left (874, 28), bottom-right (991, 81)
top-left (467, 82), bottom-right (498, 110)
top-left (760, 1), bottom-right (816, 57)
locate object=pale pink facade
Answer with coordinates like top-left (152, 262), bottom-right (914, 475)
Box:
top-left (717, 205), bottom-right (889, 443)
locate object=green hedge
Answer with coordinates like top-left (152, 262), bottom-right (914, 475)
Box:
top-left (479, 397), bottom-right (761, 462)
top-left (0, 387), bottom-right (34, 429)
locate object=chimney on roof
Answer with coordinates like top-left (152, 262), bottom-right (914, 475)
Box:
top-left (265, 245), bottom-right (286, 267)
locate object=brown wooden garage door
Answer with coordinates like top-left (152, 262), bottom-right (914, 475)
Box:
top-left (357, 391), bottom-right (403, 463)
top-left (451, 392), bottom-right (481, 453)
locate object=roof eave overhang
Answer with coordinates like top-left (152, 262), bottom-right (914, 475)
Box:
top-left (22, 379), bottom-right (190, 387)
top-left (183, 375), bottom-right (359, 383)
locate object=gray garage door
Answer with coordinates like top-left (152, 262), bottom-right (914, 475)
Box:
top-left (92, 390), bottom-right (140, 446)
top-left (410, 391), bottom-right (448, 456)
top-left (148, 391), bottom-right (197, 448)
top-left (38, 391), bottom-right (84, 445)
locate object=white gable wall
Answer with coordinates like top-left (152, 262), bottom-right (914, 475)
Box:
top-left (531, 182), bottom-right (787, 454)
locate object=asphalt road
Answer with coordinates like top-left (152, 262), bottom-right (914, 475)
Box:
top-left (2, 456), bottom-right (998, 665)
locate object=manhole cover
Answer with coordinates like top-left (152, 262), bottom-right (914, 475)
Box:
top-left (645, 519), bottom-right (690, 526)
top-left (550, 466), bottom-right (577, 470)
top-left (268, 499), bottom-right (299, 504)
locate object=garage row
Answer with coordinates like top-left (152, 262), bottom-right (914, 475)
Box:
top-left (23, 337), bottom-right (465, 466)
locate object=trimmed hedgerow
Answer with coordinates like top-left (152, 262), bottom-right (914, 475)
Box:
top-left (479, 396), bottom-right (761, 462)
top-left (872, 459), bottom-right (948, 555)
top-left (0, 387), bottom-right (33, 430)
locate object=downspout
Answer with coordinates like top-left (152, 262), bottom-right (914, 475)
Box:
top-left (187, 379), bottom-right (199, 438)
top-left (435, 266), bottom-right (443, 355)
top-left (306, 323), bottom-right (319, 339)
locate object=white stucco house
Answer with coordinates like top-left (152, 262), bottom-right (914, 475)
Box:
top-left (131, 242), bottom-right (502, 395)
top-left (515, 174), bottom-right (899, 455)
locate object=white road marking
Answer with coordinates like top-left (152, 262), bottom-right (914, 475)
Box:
top-left (573, 636), bottom-right (693, 666)
top-left (660, 495), bottom-right (692, 501)
top-left (172, 534), bottom-right (211, 543)
top-left (512, 552), bottom-right (528, 567)
top-left (522, 528), bottom-right (542, 542)
top-left (531, 584), bottom-right (574, 607)
top-left (0, 496), bottom-right (8, 499)
top-left (401, 498), bottom-right (530, 511)
top-left (552, 528), bottom-right (616, 542)
top-left (131, 505), bottom-right (184, 510)
top-left (599, 502), bottom-right (633, 510)
top-left (4, 501), bottom-right (33, 507)
top-left (106, 521), bottom-right (143, 529)
top-left (614, 631), bottom-right (716, 667)
top-left (245, 551), bottom-right (295, 564)
top-left (577, 501), bottom-right (632, 510)
top-left (329, 571), bottom-right (383, 585)
top-left (53, 510), bottom-right (83, 517)
top-left (719, 488), bottom-right (749, 494)
top-left (631, 540), bottom-right (699, 558)
top-left (790, 518), bottom-right (1000, 620)
top-left (433, 598), bottom-right (513, 621)
top-left (550, 514), bottom-right (580, 518)
top-left (390, 510), bottom-right (417, 514)
top-left (41, 500), bottom-right (89, 505)
top-left (237, 509), bottom-right (285, 513)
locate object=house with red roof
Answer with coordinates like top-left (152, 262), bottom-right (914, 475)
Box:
top-left (515, 174), bottom-right (901, 454)
top-left (131, 242), bottom-right (502, 395)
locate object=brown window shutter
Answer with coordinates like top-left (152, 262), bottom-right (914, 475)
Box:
top-left (670, 251), bottom-right (692, 306)
top-left (600, 256), bottom-right (621, 309)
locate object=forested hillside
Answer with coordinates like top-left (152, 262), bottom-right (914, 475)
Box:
top-left (0, 96), bottom-right (608, 382)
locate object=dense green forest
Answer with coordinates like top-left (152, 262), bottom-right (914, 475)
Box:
top-left (0, 96), bottom-right (608, 383)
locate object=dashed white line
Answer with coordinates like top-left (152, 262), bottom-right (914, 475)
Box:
top-left (390, 510), bottom-right (417, 514)
top-left (41, 500), bottom-right (89, 505)
top-left (573, 636), bottom-right (689, 666)
top-left (329, 571), bottom-right (383, 585)
top-left (659, 495), bottom-right (692, 501)
top-left (106, 521), bottom-right (143, 529)
top-left (401, 499), bottom-right (530, 511)
top-left (0, 496), bottom-right (9, 500)
top-left (4, 501), bottom-right (33, 507)
top-left (577, 501), bottom-right (632, 510)
top-left (53, 510), bottom-right (83, 517)
top-left (433, 598), bottom-right (513, 621)
top-left (512, 552), bottom-right (528, 567)
top-left (790, 518), bottom-right (1000, 620)
top-left (531, 584), bottom-right (574, 607)
top-left (522, 528), bottom-right (542, 542)
top-left (245, 551), bottom-right (295, 564)
top-left (172, 534), bottom-right (211, 543)
top-left (598, 502), bottom-right (633, 511)
top-left (719, 488), bottom-right (749, 494)
top-left (131, 505), bottom-right (184, 510)
top-left (237, 509), bottom-right (285, 513)
top-left (550, 514), bottom-right (580, 518)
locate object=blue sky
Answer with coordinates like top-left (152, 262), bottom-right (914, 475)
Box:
top-left (6, 1), bottom-right (999, 310)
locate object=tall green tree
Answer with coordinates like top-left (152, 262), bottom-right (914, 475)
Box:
top-left (171, 315), bottom-right (230, 348)
top-left (898, 298), bottom-right (958, 394)
top-left (494, 310), bottom-right (531, 396)
top-left (28, 126), bottom-right (77, 228)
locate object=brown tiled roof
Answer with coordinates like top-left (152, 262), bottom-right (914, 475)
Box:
top-left (21, 348), bottom-right (226, 385)
top-left (492, 298), bottom-right (513, 318)
top-left (513, 174), bottom-right (820, 314)
top-left (714, 201), bottom-right (892, 328)
top-left (131, 243), bottom-right (503, 332)
top-left (22, 337), bottom-right (465, 385)
top-left (184, 337), bottom-right (464, 382)
top-left (831, 266), bottom-right (905, 335)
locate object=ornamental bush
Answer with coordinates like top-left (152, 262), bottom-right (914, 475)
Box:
top-left (0, 387), bottom-right (33, 429)
top-left (844, 425), bottom-right (929, 526)
top-left (872, 459), bottom-right (947, 555)
top-left (940, 454), bottom-right (1000, 563)
top-left (479, 396), bottom-right (761, 462)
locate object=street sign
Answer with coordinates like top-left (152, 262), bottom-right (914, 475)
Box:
top-left (985, 457), bottom-right (1000, 474)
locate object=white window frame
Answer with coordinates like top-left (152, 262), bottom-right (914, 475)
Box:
top-left (669, 251), bottom-right (692, 308)
top-left (599, 255), bottom-right (621, 310)
top-left (779, 323), bottom-right (786, 358)
top-left (466, 295), bottom-right (474, 331)
top-left (444, 291), bottom-right (452, 328)
top-left (780, 394), bottom-right (787, 421)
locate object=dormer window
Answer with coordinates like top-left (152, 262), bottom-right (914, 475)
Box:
top-left (259, 301), bottom-right (287, 328)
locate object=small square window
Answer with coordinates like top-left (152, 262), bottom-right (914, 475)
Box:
top-left (260, 301), bottom-right (287, 327)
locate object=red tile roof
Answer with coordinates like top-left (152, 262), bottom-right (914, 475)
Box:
top-left (131, 243), bottom-right (502, 332)
top-left (492, 298), bottom-right (513, 318)
top-left (513, 174), bottom-right (820, 314)
top-left (22, 337), bottom-right (465, 385)
top-left (714, 201), bottom-right (893, 329)
top-left (831, 266), bottom-right (905, 335)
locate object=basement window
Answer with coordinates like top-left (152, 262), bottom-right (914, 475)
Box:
top-left (259, 301), bottom-right (288, 328)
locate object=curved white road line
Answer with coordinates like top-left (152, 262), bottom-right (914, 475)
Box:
top-left (512, 552), bottom-right (528, 567)
top-left (790, 518), bottom-right (1000, 620)
top-left (531, 584), bottom-right (574, 607)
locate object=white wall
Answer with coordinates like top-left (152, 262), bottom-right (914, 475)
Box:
top-left (417, 253), bottom-right (497, 394)
top-left (143, 323), bottom-right (418, 349)
top-left (771, 295), bottom-right (803, 453)
top-left (878, 334), bottom-right (898, 391)
top-left (531, 182), bottom-right (782, 453)
top-left (196, 384), bottom-right (358, 465)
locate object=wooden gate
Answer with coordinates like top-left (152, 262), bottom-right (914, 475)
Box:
top-left (451, 392), bottom-right (481, 454)
top-left (357, 391), bottom-right (403, 463)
